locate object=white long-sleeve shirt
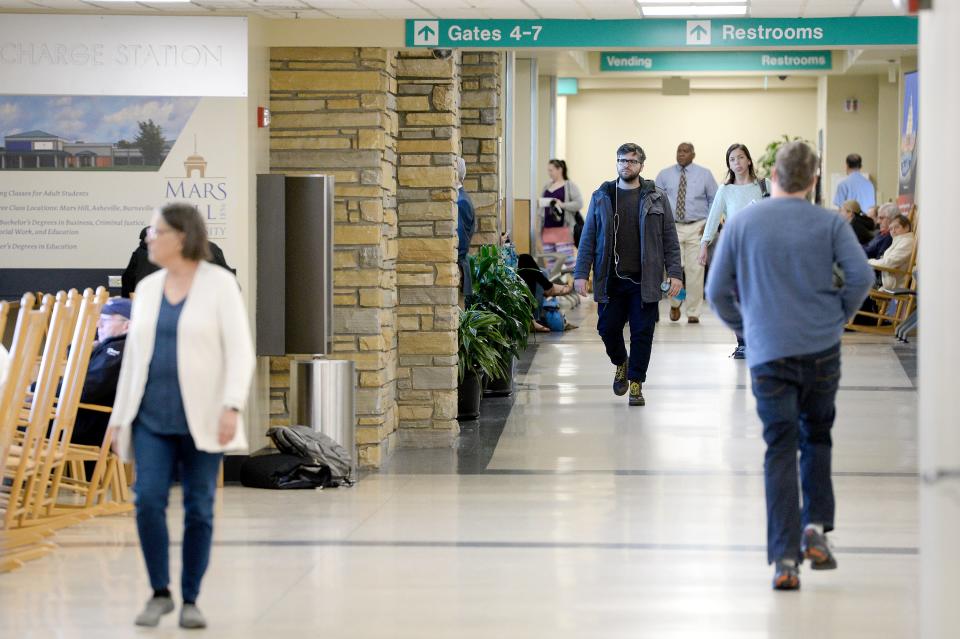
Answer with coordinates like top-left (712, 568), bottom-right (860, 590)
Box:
top-left (701, 179), bottom-right (771, 246)
top-left (868, 232), bottom-right (915, 290)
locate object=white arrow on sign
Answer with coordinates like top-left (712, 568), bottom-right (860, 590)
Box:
top-left (686, 20), bottom-right (712, 46)
top-left (414, 20), bottom-right (439, 46)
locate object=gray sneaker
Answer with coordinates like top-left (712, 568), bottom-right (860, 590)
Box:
top-left (134, 596), bottom-right (174, 627)
top-left (180, 603), bottom-right (207, 629)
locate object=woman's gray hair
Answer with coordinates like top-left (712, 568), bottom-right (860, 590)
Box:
top-left (455, 156), bottom-right (466, 189)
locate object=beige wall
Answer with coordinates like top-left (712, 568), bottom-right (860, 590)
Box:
top-left (564, 88), bottom-right (818, 199)
top-left (822, 75), bottom-right (880, 206)
top-left (876, 76), bottom-right (901, 205)
top-left (246, 16), bottom-right (272, 450)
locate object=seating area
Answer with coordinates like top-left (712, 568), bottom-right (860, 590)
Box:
top-left (846, 206), bottom-right (919, 337)
top-left (0, 288), bottom-right (133, 574)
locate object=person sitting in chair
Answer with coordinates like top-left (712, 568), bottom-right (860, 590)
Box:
top-left (517, 253), bottom-right (575, 333)
top-left (71, 297), bottom-right (131, 448)
top-left (868, 214), bottom-right (915, 290)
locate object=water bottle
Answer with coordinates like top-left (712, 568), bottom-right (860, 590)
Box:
top-left (660, 280), bottom-right (686, 301)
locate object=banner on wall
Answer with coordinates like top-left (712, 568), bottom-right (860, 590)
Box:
top-left (898, 71), bottom-right (918, 213)
top-left (0, 96), bottom-right (244, 270)
top-left (0, 15), bottom-right (248, 295)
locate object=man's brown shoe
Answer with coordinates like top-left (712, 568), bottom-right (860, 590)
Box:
top-left (669, 307), bottom-right (681, 322)
top-left (687, 316), bottom-right (700, 324)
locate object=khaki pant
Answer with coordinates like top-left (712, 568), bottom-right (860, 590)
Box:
top-left (671, 219), bottom-right (706, 318)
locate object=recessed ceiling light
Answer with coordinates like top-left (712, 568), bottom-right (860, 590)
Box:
top-left (639, 0), bottom-right (746, 3)
top-left (641, 5), bottom-right (749, 17)
top-left (94, 0), bottom-right (193, 3)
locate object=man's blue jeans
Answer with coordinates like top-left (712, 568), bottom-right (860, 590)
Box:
top-left (750, 344), bottom-right (841, 564)
top-left (597, 276), bottom-right (658, 382)
top-left (133, 425), bottom-right (222, 602)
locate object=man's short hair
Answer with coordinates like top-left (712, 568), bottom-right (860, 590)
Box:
top-left (774, 141), bottom-right (819, 194)
top-left (878, 203), bottom-right (899, 220)
top-left (891, 214), bottom-right (912, 231)
top-left (846, 153), bottom-right (863, 169)
top-left (678, 142), bottom-right (694, 152)
top-left (617, 143), bottom-right (646, 164)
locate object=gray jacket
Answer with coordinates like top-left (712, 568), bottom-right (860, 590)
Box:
top-left (574, 178), bottom-right (683, 304)
top-left (538, 179), bottom-right (584, 230)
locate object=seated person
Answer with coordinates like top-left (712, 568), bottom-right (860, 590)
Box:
top-left (839, 199), bottom-right (876, 245)
top-left (864, 202), bottom-right (898, 259)
top-left (70, 297), bottom-right (131, 447)
top-left (865, 205), bottom-right (879, 226)
top-left (516, 254), bottom-right (574, 332)
top-left (868, 214), bottom-right (915, 291)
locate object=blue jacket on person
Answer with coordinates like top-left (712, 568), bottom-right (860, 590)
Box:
top-left (574, 178), bottom-right (683, 304)
top-left (457, 187), bottom-right (476, 297)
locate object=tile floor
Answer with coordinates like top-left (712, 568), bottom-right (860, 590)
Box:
top-left (0, 301), bottom-right (919, 638)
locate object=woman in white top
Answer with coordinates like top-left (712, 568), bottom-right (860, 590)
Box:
top-left (109, 203), bottom-right (254, 630)
top-left (698, 143), bottom-right (770, 359)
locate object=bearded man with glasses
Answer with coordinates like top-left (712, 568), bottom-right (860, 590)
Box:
top-left (574, 143), bottom-right (683, 407)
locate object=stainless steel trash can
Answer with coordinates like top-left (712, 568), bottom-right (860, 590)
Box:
top-left (290, 358), bottom-right (357, 482)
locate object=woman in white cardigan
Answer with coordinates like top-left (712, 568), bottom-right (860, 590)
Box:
top-left (539, 159), bottom-right (584, 245)
top-left (109, 203), bottom-right (254, 630)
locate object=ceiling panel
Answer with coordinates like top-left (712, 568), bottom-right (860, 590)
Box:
top-left (0, 0), bottom-right (907, 19)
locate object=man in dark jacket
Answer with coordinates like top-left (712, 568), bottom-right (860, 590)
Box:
top-left (574, 142), bottom-right (683, 407)
top-left (455, 157), bottom-right (476, 298)
top-left (71, 297), bottom-right (131, 448)
top-left (121, 225), bottom-right (234, 297)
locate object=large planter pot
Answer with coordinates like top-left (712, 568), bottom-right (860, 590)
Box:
top-left (458, 369), bottom-right (483, 421)
top-left (483, 356), bottom-right (516, 398)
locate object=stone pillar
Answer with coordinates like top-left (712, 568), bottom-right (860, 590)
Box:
top-left (460, 52), bottom-right (503, 248)
top-left (269, 47), bottom-right (399, 468)
top-left (394, 50), bottom-right (461, 448)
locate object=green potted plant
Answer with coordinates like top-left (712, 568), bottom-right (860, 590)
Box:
top-left (457, 307), bottom-right (508, 421)
top-left (756, 134), bottom-right (806, 178)
top-left (467, 245), bottom-right (535, 397)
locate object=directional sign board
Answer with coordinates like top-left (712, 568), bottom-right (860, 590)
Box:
top-left (404, 17), bottom-right (917, 49)
top-left (601, 51), bottom-right (834, 72)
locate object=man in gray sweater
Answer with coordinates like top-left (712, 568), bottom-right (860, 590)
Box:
top-left (706, 141), bottom-right (873, 590)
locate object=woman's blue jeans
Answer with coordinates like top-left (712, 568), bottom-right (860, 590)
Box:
top-left (133, 425), bottom-right (222, 602)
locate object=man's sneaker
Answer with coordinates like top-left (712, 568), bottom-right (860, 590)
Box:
top-left (613, 362), bottom-right (628, 396)
top-left (731, 345), bottom-right (746, 359)
top-left (629, 381), bottom-right (645, 406)
top-left (802, 527), bottom-right (838, 570)
top-left (772, 560), bottom-right (801, 590)
top-left (134, 596), bottom-right (175, 627)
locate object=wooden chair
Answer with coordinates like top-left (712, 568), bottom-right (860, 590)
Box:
top-left (1, 292), bottom-right (75, 530)
top-left (0, 294), bottom-right (57, 570)
top-left (26, 288), bottom-right (114, 522)
top-left (846, 206), bottom-right (919, 335)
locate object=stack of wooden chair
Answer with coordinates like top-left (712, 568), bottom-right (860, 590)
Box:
top-left (1, 287), bottom-right (133, 574)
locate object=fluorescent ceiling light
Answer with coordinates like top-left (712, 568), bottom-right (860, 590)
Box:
top-left (641, 5), bottom-right (749, 16)
top-left (639, 0), bottom-right (745, 3)
top-left (94, 0), bottom-right (193, 3)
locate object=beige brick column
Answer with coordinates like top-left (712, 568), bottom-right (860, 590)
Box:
top-left (394, 51), bottom-right (461, 448)
top-left (269, 47), bottom-right (399, 468)
top-left (460, 52), bottom-right (503, 248)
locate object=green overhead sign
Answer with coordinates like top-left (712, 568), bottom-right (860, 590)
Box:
top-left (406, 17), bottom-right (917, 49)
top-left (601, 50), bottom-right (833, 72)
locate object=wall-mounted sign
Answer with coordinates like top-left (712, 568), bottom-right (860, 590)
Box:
top-left (0, 15), bottom-right (248, 97)
top-left (405, 17), bottom-right (917, 49)
top-left (600, 50), bottom-right (833, 72)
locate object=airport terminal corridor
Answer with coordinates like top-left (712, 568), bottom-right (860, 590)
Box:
top-left (0, 302), bottom-right (919, 638)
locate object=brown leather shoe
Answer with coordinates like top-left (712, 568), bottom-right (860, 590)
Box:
top-left (669, 307), bottom-right (681, 322)
top-left (687, 316), bottom-right (700, 324)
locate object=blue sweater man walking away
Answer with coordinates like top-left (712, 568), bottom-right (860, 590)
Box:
top-left (706, 141), bottom-right (874, 591)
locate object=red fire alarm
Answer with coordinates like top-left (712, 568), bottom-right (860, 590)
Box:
top-left (257, 106), bottom-right (271, 128)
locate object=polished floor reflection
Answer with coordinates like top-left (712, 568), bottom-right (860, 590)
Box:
top-left (0, 302), bottom-right (918, 638)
